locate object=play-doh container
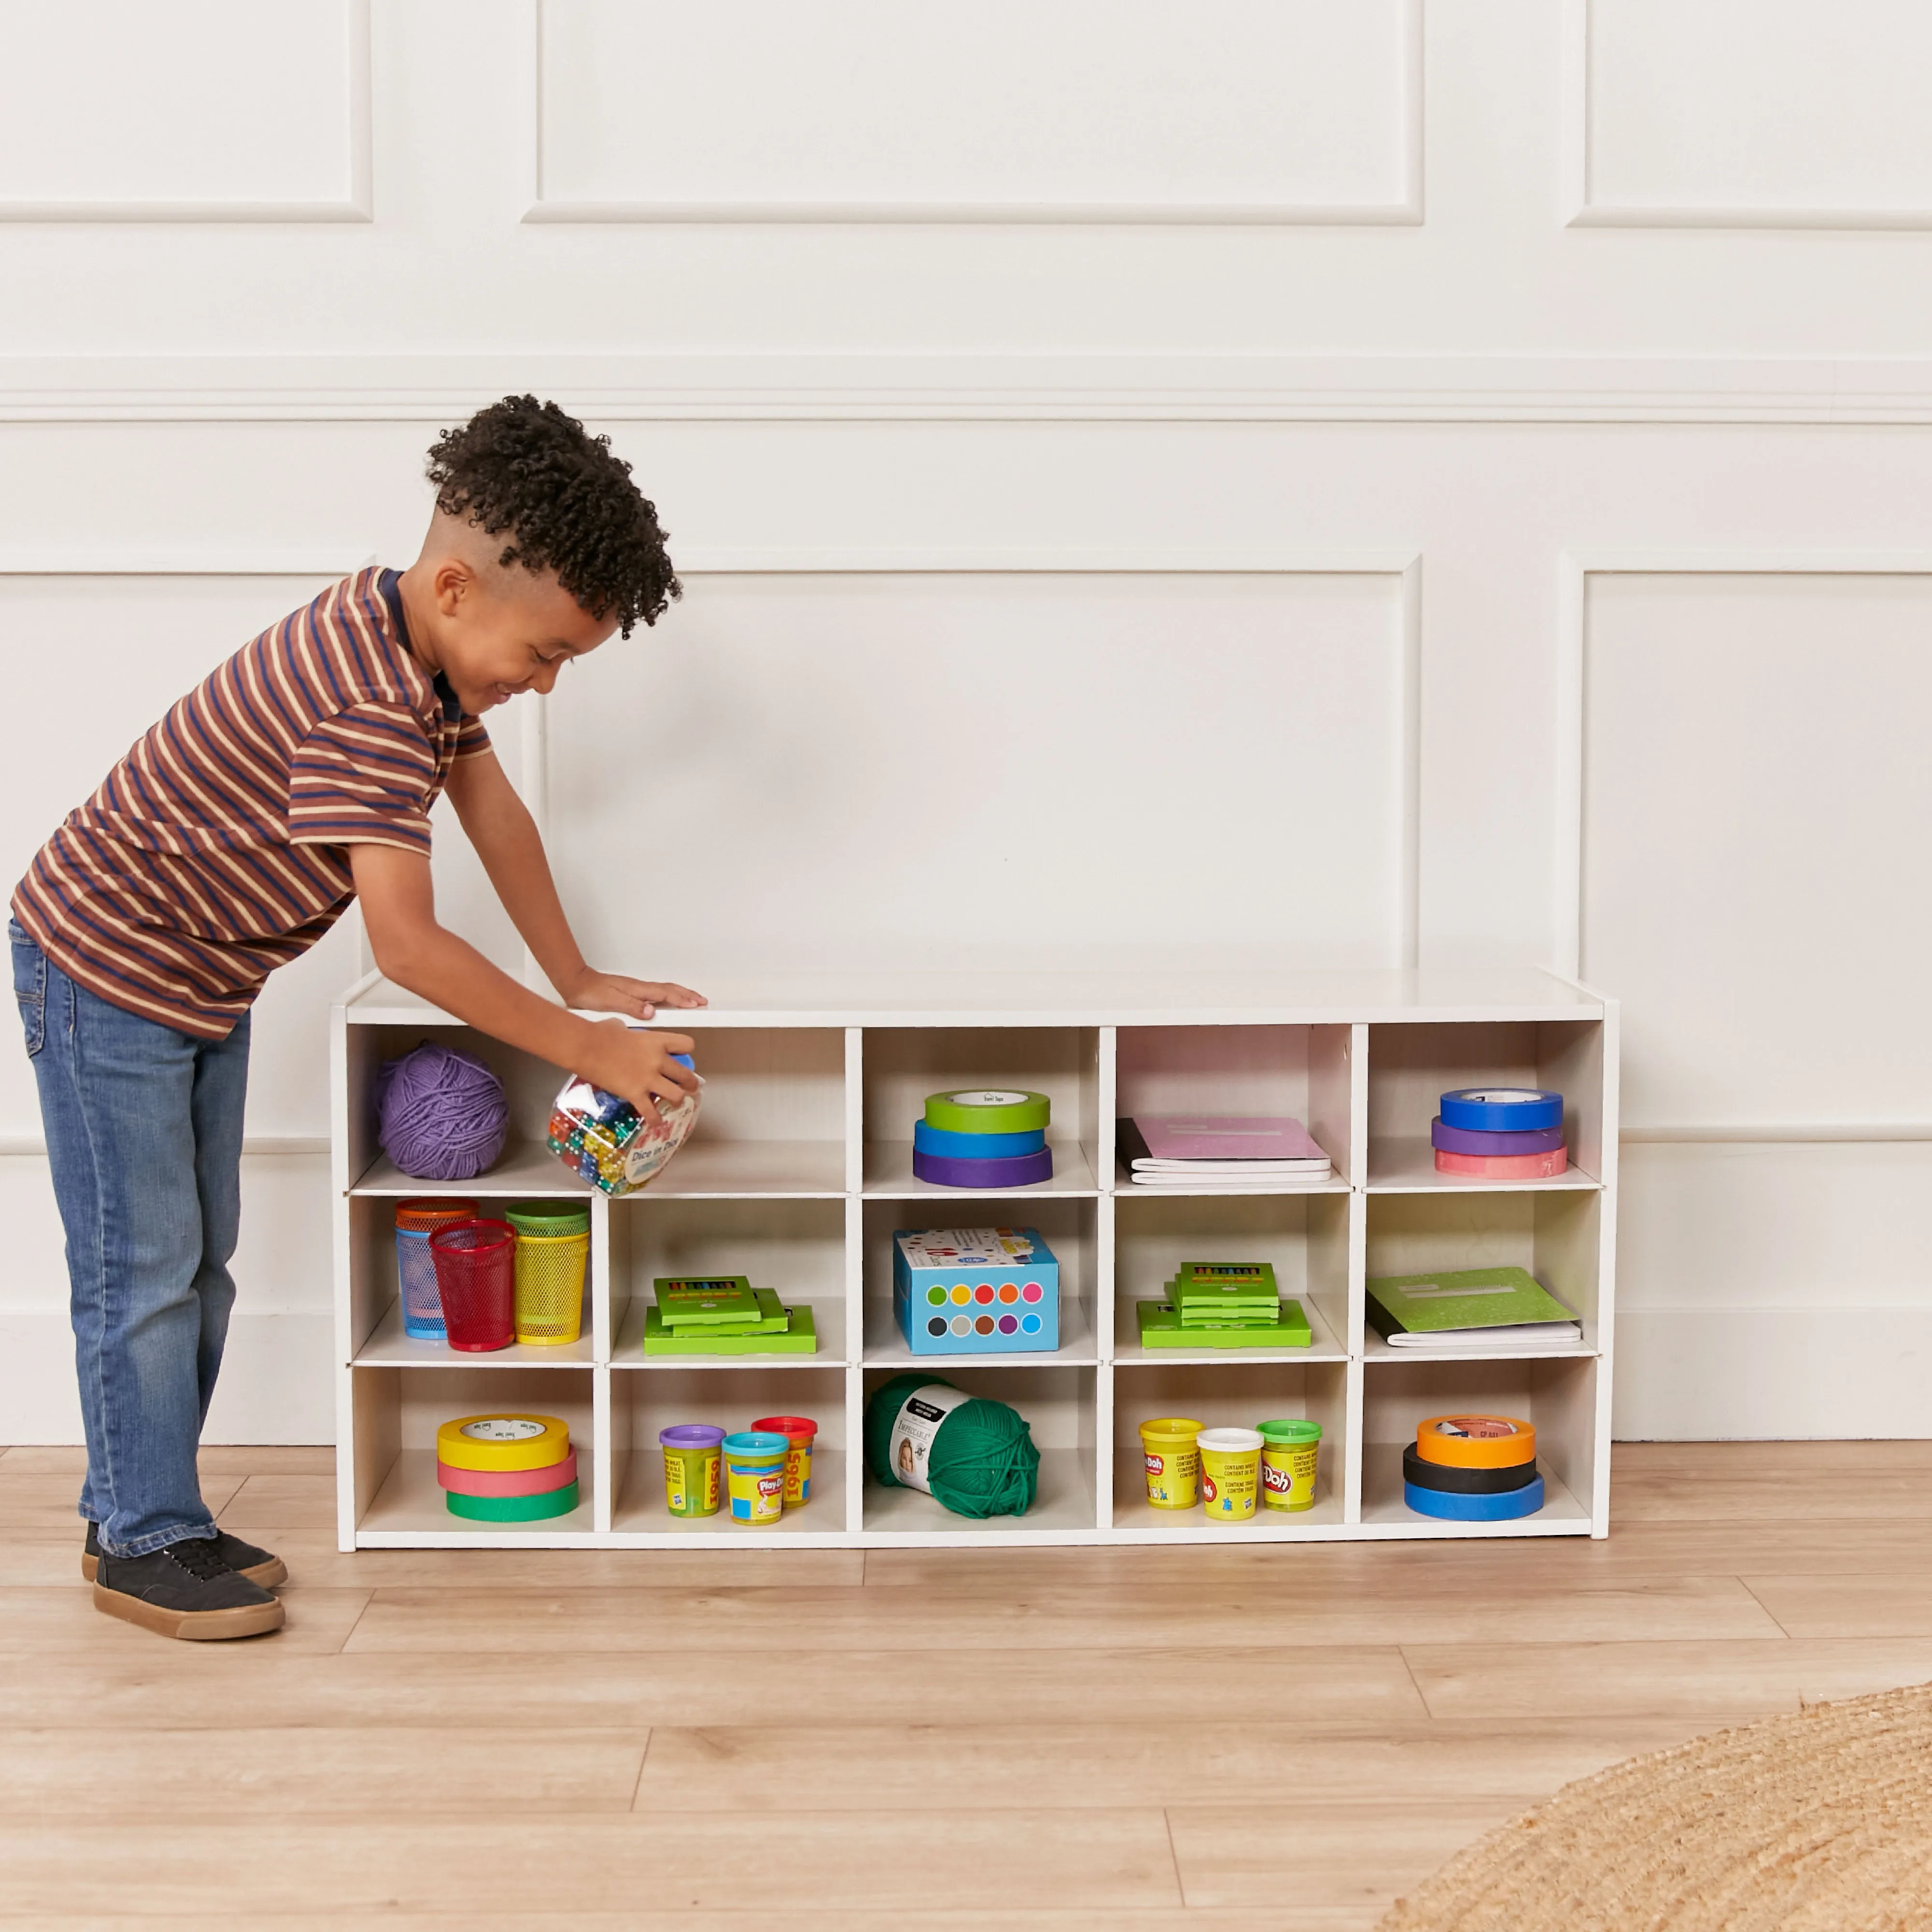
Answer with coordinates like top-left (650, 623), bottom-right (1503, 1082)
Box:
top-left (659, 1424), bottom-right (724, 1518)
top-left (1195, 1426), bottom-right (1264, 1523)
top-left (722, 1430), bottom-right (790, 1526)
top-left (1258, 1418), bottom-right (1323, 1513)
top-left (751, 1415), bottom-right (818, 1507)
top-left (1137, 1416), bottom-right (1204, 1509)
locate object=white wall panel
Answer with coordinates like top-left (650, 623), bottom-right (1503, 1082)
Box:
top-left (534, 0), bottom-right (1419, 221)
top-left (0, 0), bottom-right (369, 220)
top-left (1573, 0), bottom-right (1932, 226)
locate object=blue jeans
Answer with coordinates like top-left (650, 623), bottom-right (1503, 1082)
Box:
top-left (10, 921), bottom-right (250, 1557)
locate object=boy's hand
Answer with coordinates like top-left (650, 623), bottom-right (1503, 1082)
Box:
top-left (561, 968), bottom-right (707, 1021)
top-left (579, 1021), bottom-right (700, 1124)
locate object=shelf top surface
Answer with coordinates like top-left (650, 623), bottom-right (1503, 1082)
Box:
top-left (342, 967), bottom-right (1605, 1030)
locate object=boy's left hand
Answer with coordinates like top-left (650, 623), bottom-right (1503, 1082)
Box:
top-left (562, 968), bottom-right (707, 1020)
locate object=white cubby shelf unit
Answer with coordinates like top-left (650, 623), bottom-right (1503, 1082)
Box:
top-left (332, 968), bottom-right (1618, 1549)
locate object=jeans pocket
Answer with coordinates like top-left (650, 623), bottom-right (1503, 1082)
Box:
top-left (11, 929), bottom-right (44, 1059)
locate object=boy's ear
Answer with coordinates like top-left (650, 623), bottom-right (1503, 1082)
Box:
top-left (432, 556), bottom-right (478, 616)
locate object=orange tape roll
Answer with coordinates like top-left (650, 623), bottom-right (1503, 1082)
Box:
top-left (1414, 1413), bottom-right (1536, 1469)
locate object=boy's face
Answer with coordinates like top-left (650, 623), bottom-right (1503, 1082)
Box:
top-left (425, 555), bottom-right (618, 717)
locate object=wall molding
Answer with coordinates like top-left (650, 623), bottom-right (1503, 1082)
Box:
top-left (524, 0), bottom-right (1422, 228)
top-left (0, 0), bottom-right (372, 224)
top-left (1623, 1125), bottom-right (1932, 1145)
top-left (16, 354), bottom-right (1932, 425)
top-left (1562, 0), bottom-right (1932, 231)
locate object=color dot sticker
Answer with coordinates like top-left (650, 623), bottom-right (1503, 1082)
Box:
top-left (974, 1315), bottom-right (996, 1335)
top-left (1022, 1282), bottom-right (1043, 1303)
top-left (926, 1285), bottom-right (948, 1306)
top-left (974, 1284), bottom-right (995, 1305)
top-left (998, 1283), bottom-right (1019, 1304)
top-left (926, 1316), bottom-right (948, 1337)
top-left (997, 1313), bottom-right (1018, 1335)
top-left (951, 1315), bottom-right (971, 1335)
top-left (951, 1284), bottom-right (972, 1306)
top-left (1021, 1312), bottom-right (1042, 1334)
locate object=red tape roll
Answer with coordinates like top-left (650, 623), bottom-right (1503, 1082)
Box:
top-left (436, 1445), bottom-right (579, 1497)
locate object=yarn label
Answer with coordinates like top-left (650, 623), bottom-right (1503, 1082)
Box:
top-left (887, 1382), bottom-right (973, 1495)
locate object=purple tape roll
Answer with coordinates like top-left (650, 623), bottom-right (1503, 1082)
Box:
top-left (1431, 1116), bottom-right (1567, 1157)
top-left (912, 1146), bottom-right (1054, 1189)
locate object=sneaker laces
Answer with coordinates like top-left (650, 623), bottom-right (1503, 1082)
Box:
top-left (163, 1537), bottom-right (235, 1581)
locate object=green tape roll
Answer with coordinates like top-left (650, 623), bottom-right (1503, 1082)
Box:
top-left (923, 1089), bottom-right (1051, 1135)
top-left (445, 1479), bottom-right (582, 1522)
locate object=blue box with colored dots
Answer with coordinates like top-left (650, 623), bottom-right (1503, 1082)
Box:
top-left (892, 1228), bottom-right (1060, 1355)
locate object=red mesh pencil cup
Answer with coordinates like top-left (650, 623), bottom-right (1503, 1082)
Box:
top-left (428, 1219), bottom-right (517, 1352)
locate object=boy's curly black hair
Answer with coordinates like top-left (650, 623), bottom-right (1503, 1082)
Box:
top-left (425, 395), bottom-right (680, 637)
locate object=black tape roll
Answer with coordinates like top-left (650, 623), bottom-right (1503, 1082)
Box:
top-left (1402, 1444), bottom-right (1541, 1495)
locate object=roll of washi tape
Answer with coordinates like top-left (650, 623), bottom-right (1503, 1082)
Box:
top-left (1430, 1117), bottom-right (1567, 1157)
top-left (1414, 1414), bottom-right (1536, 1469)
top-left (1435, 1146), bottom-right (1568, 1179)
top-left (1438, 1088), bottom-right (1563, 1134)
top-left (445, 1479), bottom-right (582, 1522)
top-left (912, 1146), bottom-right (1054, 1189)
top-left (435, 1413), bottom-right (571, 1473)
top-left (436, 1447), bottom-right (579, 1498)
top-left (923, 1089), bottom-right (1051, 1136)
top-left (912, 1119), bottom-right (1048, 1161)
top-left (1401, 1443), bottom-right (1539, 1495)
top-left (1404, 1473), bottom-right (1545, 1521)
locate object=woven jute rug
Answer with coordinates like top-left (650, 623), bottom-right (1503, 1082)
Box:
top-left (1378, 1681), bottom-right (1932, 1932)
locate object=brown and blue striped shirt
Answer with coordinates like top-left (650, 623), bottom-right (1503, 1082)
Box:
top-left (11, 568), bottom-right (489, 1038)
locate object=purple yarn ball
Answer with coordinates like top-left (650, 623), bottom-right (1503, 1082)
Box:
top-left (376, 1042), bottom-right (510, 1181)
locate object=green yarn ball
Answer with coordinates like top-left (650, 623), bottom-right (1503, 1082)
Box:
top-left (864, 1373), bottom-right (1040, 1520)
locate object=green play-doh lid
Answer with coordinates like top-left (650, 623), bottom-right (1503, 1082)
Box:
top-left (1258, 1418), bottom-right (1323, 1446)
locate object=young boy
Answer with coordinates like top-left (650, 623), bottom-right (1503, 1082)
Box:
top-left (9, 396), bottom-right (703, 1641)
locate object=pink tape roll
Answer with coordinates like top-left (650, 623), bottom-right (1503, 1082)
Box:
top-left (1435, 1146), bottom-right (1568, 1179)
top-left (436, 1445), bottom-right (578, 1497)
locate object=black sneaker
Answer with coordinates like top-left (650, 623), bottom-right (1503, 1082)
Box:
top-left (93, 1537), bottom-right (285, 1642)
top-left (83, 1522), bottom-right (288, 1589)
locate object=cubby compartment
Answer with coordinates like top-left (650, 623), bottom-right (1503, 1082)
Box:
top-left (1360, 1354), bottom-right (1599, 1534)
top-left (1115, 1022), bottom-right (1356, 1187)
top-left (861, 1026), bottom-right (1102, 1195)
top-left (609, 1195), bottom-right (852, 1366)
top-left (1365, 1019), bottom-right (1605, 1191)
top-left (1112, 1191), bottom-right (1352, 1364)
top-left (861, 1197), bottom-right (1097, 1366)
top-left (861, 1364), bottom-right (1098, 1539)
top-left (347, 1364), bottom-right (597, 1545)
top-left (1110, 1361), bottom-right (1350, 1536)
top-left (1363, 1190), bottom-right (1603, 1358)
top-left (608, 1365), bottom-right (851, 1540)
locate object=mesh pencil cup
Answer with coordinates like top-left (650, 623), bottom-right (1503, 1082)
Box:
top-left (394, 1197), bottom-right (479, 1339)
top-left (429, 1219), bottom-right (517, 1352)
top-left (504, 1201), bottom-right (589, 1346)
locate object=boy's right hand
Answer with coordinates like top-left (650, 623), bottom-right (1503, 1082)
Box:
top-left (578, 1021), bottom-right (699, 1124)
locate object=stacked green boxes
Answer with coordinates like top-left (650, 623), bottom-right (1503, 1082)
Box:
top-left (1136, 1262), bottom-right (1313, 1350)
top-left (642, 1276), bottom-right (819, 1356)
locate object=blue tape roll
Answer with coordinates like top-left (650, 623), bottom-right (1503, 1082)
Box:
top-left (1403, 1473), bottom-right (1545, 1521)
top-left (1438, 1088), bottom-right (1563, 1134)
top-left (913, 1119), bottom-right (1048, 1160)
top-left (912, 1146), bottom-right (1054, 1189)
top-left (1431, 1117), bottom-right (1566, 1157)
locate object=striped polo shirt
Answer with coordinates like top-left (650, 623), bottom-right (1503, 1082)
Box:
top-left (11, 568), bottom-right (490, 1038)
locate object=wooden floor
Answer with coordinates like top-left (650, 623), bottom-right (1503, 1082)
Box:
top-left (2, 1441), bottom-right (1932, 1928)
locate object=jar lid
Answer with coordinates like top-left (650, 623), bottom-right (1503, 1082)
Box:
top-left (1258, 1418), bottom-right (1323, 1446)
top-left (659, 1424), bottom-right (725, 1449)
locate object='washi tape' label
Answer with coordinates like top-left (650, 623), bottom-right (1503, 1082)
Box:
top-left (945, 1090), bottom-right (1031, 1108)
top-left (461, 1418), bottom-right (548, 1442)
top-left (1430, 1416), bottom-right (1526, 1440)
top-left (887, 1383), bottom-right (973, 1494)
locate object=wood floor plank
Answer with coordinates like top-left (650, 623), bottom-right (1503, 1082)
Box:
top-left (347, 1576), bottom-right (1782, 1654)
top-left (0, 1813), bottom-right (1183, 1914)
top-left (1738, 1572), bottom-right (1932, 1639)
top-left (0, 1584), bottom-right (370, 1657)
top-left (0, 1469), bottom-right (244, 1535)
top-left (0, 1644), bottom-right (1427, 1732)
top-left (42, 1916), bottom-right (1304, 1932)
top-left (637, 1716), bottom-right (1713, 1809)
top-left (0, 1727), bottom-right (646, 1816)
top-left (1613, 1440), bottom-right (1932, 1521)
top-left (1405, 1635), bottom-right (1932, 1719)
top-left (1167, 1798), bottom-right (1521, 1913)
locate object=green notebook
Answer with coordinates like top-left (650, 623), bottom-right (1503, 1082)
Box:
top-left (653, 1276), bottom-right (767, 1329)
top-left (643, 1304), bottom-right (818, 1356)
top-left (1167, 1275), bottom-right (1284, 1327)
top-left (1365, 1265), bottom-right (1576, 1339)
top-left (1137, 1299), bottom-right (1311, 1350)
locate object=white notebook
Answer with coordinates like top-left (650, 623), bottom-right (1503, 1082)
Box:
top-left (1384, 1321), bottom-right (1583, 1349)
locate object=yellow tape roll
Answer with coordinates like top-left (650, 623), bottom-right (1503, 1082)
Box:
top-left (435, 1413), bottom-right (571, 1473)
top-left (1414, 1413), bottom-right (1536, 1470)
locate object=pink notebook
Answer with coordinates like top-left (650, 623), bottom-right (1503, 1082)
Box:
top-left (1121, 1115), bottom-right (1330, 1165)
